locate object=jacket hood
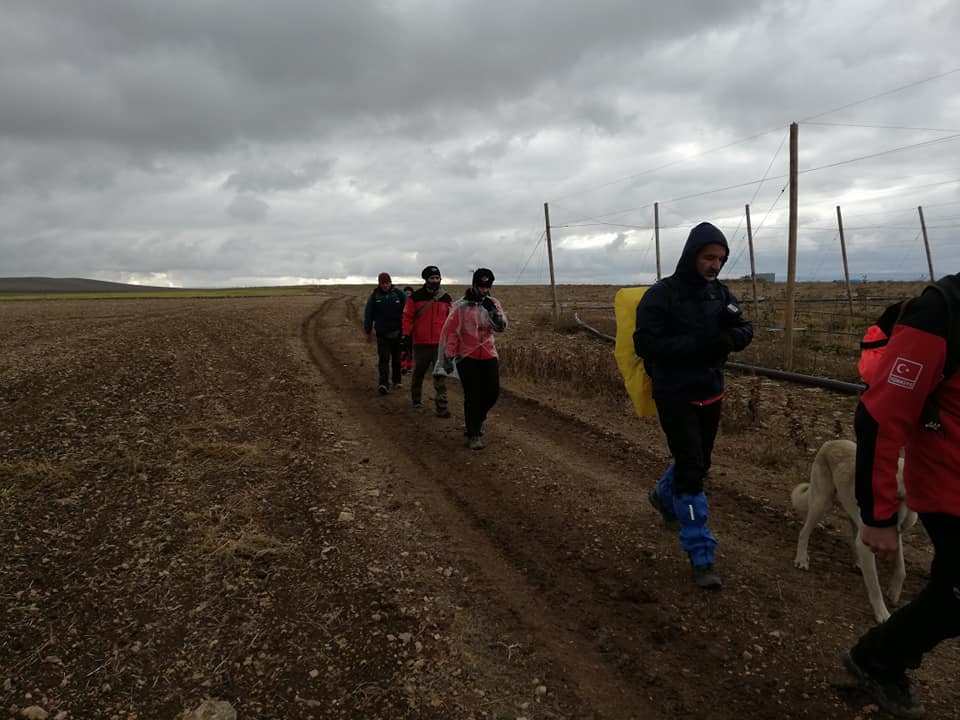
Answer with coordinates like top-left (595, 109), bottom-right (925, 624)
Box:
top-left (674, 222), bottom-right (729, 285)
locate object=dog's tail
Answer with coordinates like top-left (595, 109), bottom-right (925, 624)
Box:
top-left (791, 482), bottom-right (810, 515)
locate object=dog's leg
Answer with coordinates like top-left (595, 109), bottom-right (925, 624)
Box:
top-left (887, 534), bottom-right (906, 606)
top-left (847, 520), bottom-right (862, 570)
top-left (794, 488), bottom-right (833, 570)
top-left (856, 535), bottom-right (891, 623)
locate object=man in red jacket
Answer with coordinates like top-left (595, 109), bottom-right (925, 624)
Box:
top-left (402, 266), bottom-right (453, 417)
top-left (844, 273), bottom-right (960, 719)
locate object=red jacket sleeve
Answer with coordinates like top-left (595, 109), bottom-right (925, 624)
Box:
top-left (855, 312), bottom-right (948, 525)
top-left (402, 297), bottom-right (414, 337)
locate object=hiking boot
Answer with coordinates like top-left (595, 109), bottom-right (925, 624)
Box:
top-left (378, 384), bottom-right (388, 395)
top-left (649, 489), bottom-right (681, 531)
top-left (412, 400), bottom-right (424, 408)
top-left (467, 435), bottom-right (485, 450)
top-left (435, 408), bottom-right (451, 418)
top-left (392, 381), bottom-right (402, 389)
top-left (692, 564), bottom-right (722, 590)
top-left (844, 651), bottom-right (925, 719)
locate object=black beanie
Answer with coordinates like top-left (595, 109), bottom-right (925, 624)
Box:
top-left (472, 268), bottom-right (494, 288)
top-left (421, 265), bottom-right (441, 280)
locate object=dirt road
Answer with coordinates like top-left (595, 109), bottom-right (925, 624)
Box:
top-left (2, 290), bottom-right (957, 719)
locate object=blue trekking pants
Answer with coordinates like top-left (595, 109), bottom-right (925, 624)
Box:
top-left (654, 398), bottom-right (723, 565)
top-left (654, 397), bottom-right (722, 496)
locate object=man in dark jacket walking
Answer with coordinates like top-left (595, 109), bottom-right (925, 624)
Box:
top-left (843, 273), bottom-right (960, 719)
top-left (364, 272), bottom-right (406, 394)
top-left (634, 222), bottom-right (753, 589)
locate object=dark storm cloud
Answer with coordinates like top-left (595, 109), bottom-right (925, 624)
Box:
top-left (223, 159), bottom-right (333, 193)
top-left (0, 0), bottom-right (763, 153)
top-left (226, 194), bottom-right (270, 223)
top-left (0, 0), bottom-right (957, 286)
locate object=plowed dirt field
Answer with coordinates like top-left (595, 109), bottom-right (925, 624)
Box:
top-left (2, 287), bottom-right (957, 719)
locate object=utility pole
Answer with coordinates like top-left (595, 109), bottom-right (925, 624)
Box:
top-left (784, 122), bottom-right (799, 371)
top-left (918, 205), bottom-right (935, 282)
top-left (836, 206), bottom-right (854, 316)
top-left (654, 202), bottom-right (661, 280)
top-left (745, 203), bottom-right (759, 319)
top-left (543, 202), bottom-right (560, 320)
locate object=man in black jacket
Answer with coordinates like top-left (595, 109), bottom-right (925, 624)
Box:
top-left (634, 222), bottom-right (753, 589)
top-left (363, 272), bottom-right (406, 394)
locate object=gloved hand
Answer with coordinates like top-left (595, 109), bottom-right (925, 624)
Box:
top-left (442, 355), bottom-right (455, 374)
top-left (725, 329), bottom-right (741, 352)
top-left (481, 296), bottom-right (496, 313)
top-left (401, 335), bottom-right (412, 352)
top-left (699, 331), bottom-right (735, 357)
top-left (713, 331), bottom-right (737, 354)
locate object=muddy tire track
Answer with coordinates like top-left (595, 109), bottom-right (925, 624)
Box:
top-left (302, 298), bottom-right (659, 719)
top-left (300, 292), bottom-right (960, 720)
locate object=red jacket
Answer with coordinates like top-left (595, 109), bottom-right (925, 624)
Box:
top-left (855, 279), bottom-right (960, 524)
top-left (440, 297), bottom-right (507, 360)
top-left (401, 286), bottom-right (451, 347)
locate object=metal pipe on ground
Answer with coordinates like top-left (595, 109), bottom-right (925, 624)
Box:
top-left (572, 312), bottom-right (866, 396)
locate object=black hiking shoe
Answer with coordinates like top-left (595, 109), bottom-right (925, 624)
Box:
top-left (435, 408), bottom-right (451, 418)
top-left (692, 564), bottom-right (722, 590)
top-left (377, 384), bottom-right (388, 395)
top-left (844, 651), bottom-right (925, 719)
top-left (649, 489), bottom-right (680, 531)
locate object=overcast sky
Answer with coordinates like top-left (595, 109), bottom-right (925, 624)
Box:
top-left (1, 1), bottom-right (958, 287)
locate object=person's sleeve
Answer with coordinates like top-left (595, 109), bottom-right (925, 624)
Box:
top-left (488, 298), bottom-right (507, 332)
top-left (363, 293), bottom-right (374, 334)
top-left (855, 291), bottom-right (949, 525)
top-left (440, 305), bottom-right (460, 357)
top-left (401, 297), bottom-right (413, 336)
top-left (724, 289), bottom-right (753, 351)
top-left (633, 284), bottom-right (700, 362)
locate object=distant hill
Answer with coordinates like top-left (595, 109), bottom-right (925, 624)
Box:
top-left (0, 277), bottom-right (172, 293)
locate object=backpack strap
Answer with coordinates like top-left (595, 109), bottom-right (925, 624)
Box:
top-left (927, 280), bottom-right (959, 380)
top-left (858, 301), bottom-right (906, 355)
top-left (412, 297), bottom-right (436, 322)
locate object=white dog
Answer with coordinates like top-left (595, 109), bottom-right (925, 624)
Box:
top-left (792, 439), bottom-right (918, 623)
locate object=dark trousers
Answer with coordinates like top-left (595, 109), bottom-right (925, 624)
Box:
top-left (410, 345), bottom-right (447, 410)
top-left (853, 513), bottom-right (960, 677)
top-left (654, 397), bottom-right (723, 496)
top-left (376, 335), bottom-right (401, 386)
top-left (457, 357), bottom-right (499, 436)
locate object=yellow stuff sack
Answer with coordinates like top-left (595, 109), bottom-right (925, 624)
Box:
top-left (614, 287), bottom-right (657, 417)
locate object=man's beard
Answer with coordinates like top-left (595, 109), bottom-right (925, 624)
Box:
top-left (425, 282), bottom-right (440, 295)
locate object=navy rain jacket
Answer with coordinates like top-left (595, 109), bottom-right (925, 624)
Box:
top-left (363, 286), bottom-right (406, 338)
top-left (633, 222), bottom-right (753, 402)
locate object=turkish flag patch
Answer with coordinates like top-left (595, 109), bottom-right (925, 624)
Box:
top-left (888, 357), bottom-right (924, 390)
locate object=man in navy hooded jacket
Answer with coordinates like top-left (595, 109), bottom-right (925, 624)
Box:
top-left (633, 222), bottom-right (753, 589)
